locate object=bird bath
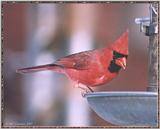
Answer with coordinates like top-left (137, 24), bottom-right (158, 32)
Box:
top-left (83, 3), bottom-right (158, 126)
top-left (83, 91), bottom-right (157, 126)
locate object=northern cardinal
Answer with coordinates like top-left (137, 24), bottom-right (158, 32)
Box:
top-left (17, 30), bottom-right (128, 92)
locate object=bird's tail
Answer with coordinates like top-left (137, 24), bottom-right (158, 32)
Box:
top-left (16, 64), bottom-right (64, 74)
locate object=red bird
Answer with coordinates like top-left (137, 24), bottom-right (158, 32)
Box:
top-left (17, 30), bottom-right (128, 92)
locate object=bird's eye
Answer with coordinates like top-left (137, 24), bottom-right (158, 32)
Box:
top-left (113, 51), bottom-right (128, 59)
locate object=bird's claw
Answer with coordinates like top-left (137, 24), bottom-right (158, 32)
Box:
top-left (81, 92), bottom-right (85, 97)
top-left (81, 89), bottom-right (93, 97)
top-left (81, 90), bottom-right (88, 97)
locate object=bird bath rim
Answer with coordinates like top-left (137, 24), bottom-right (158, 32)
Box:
top-left (83, 91), bottom-right (157, 98)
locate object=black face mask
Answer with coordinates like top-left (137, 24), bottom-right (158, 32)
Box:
top-left (108, 51), bottom-right (128, 73)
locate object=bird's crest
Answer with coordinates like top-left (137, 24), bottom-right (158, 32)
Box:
top-left (110, 30), bottom-right (128, 56)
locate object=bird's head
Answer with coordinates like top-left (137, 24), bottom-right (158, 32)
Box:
top-left (108, 30), bottom-right (128, 72)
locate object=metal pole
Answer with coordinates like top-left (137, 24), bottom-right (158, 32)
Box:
top-left (147, 3), bottom-right (158, 92)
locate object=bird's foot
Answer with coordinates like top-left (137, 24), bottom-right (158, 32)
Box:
top-left (75, 83), bottom-right (94, 97)
top-left (81, 86), bottom-right (94, 97)
top-left (77, 85), bottom-right (94, 93)
top-left (86, 86), bottom-right (94, 93)
top-left (81, 90), bottom-right (90, 97)
top-left (78, 86), bottom-right (89, 93)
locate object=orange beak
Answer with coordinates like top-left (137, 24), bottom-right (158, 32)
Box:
top-left (115, 57), bottom-right (127, 70)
